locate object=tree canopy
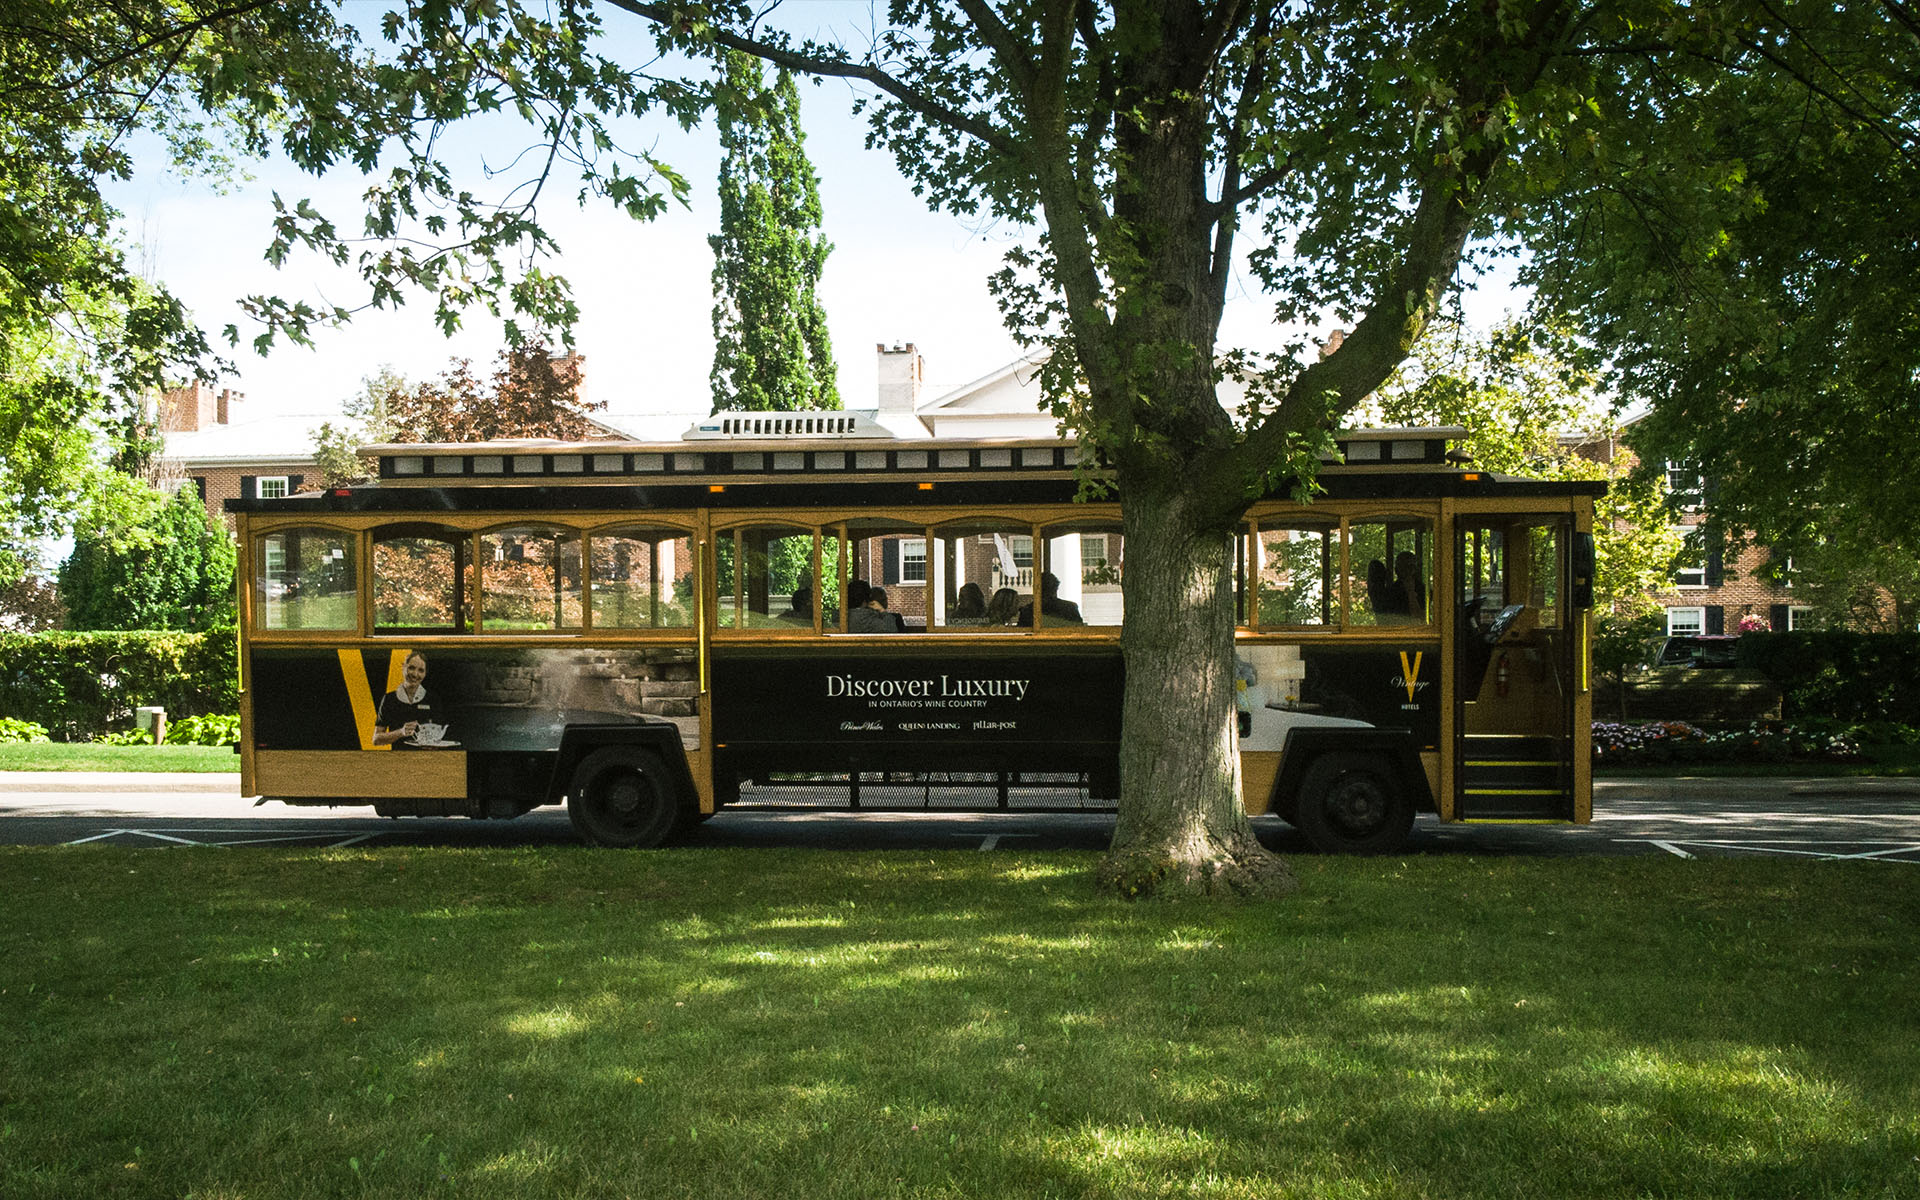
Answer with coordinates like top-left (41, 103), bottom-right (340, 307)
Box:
top-left (314, 344), bottom-right (608, 485)
top-left (1364, 317), bottom-right (1680, 617)
top-left (708, 51), bottom-right (838, 413)
top-left (59, 479), bottom-right (236, 632)
top-left (1519, 1), bottom-right (1920, 572)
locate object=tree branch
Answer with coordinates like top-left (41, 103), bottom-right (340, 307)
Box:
top-left (954, 0), bottom-right (1038, 98)
top-left (5, 1), bottom-right (281, 100)
top-left (1208, 1), bottom-right (1275, 310)
top-left (604, 0), bottom-right (1023, 157)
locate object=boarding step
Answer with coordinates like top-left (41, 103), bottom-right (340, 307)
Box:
top-left (1460, 734), bottom-right (1569, 819)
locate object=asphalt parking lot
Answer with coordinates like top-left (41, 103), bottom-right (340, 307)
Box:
top-left (2, 772), bottom-right (1918, 859)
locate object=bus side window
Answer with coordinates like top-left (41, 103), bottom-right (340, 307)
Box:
top-left (1346, 517), bottom-right (1434, 626)
top-left (254, 527), bottom-right (357, 630)
top-left (480, 526), bottom-right (583, 632)
top-left (1254, 522), bottom-right (1335, 627)
top-left (717, 524), bottom-right (814, 630)
top-left (590, 527), bottom-right (697, 630)
top-left (373, 525), bottom-right (471, 634)
top-left (930, 521), bottom-right (1035, 630)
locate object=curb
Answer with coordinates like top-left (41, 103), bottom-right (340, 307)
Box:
top-left (0, 772), bottom-right (243, 794)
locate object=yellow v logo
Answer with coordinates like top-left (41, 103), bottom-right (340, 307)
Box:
top-left (1398, 650), bottom-right (1424, 703)
top-left (337, 649), bottom-right (412, 751)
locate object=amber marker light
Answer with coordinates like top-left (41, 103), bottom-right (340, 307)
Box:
top-left (918, 482), bottom-right (935, 491)
top-left (1462, 473), bottom-right (1481, 481)
top-left (708, 484), bottom-right (726, 493)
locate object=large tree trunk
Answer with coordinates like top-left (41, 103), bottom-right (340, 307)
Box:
top-left (1096, 482), bottom-right (1296, 898)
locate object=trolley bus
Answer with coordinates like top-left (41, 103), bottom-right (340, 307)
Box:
top-left (230, 417), bottom-right (1599, 853)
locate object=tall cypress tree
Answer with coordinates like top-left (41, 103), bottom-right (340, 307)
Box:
top-left (709, 52), bottom-right (838, 413)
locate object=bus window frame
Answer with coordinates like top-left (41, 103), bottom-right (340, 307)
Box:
top-left (927, 516), bottom-right (1040, 633)
top-left (580, 518), bottom-right (701, 639)
top-left (1243, 503), bottom-right (1440, 633)
top-left (710, 518), bottom-right (823, 636)
top-left (475, 520), bottom-right (587, 636)
top-left (369, 521), bottom-right (476, 637)
top-left (840, 515), bottom-right (937, 633)
top-left (247, 522), bottom-right (362, 638)
top-left (1035, 515), bottom-right (1126, 632)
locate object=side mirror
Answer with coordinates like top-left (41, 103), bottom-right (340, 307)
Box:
top-left (1570, 532), bottom-right (1595, 609)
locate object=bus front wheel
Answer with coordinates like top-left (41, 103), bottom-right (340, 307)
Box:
top-left (1296, 753), bottom-right (1413, 855)
top-left (568, 748), bottom-right (684, 848)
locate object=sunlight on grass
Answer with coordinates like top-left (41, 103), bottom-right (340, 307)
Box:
top-left (4, 850), bottom-right (1918, 1199)
top-left (503, 1008), bottom-right (588, 1039)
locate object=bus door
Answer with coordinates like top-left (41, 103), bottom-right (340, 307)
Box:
top-left (1454, 516), bottom-right (1577, 820)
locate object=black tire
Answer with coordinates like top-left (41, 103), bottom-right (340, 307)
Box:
top-left (567, 748), bottom-right (684, 848)
top-left (1295, 752), bottom-right (1413, 854)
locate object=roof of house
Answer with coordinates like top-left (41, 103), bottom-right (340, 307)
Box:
top-left (161, 411), bottom-right (339, 468)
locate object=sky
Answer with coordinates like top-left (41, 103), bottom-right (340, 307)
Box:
top-left (110, 4), bottom-right (1525, 426)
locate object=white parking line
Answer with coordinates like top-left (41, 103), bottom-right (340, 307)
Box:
top-left (64, 828), bottom-right (382, 849)
top-left (1621, 838), bottom-right (1920, 862)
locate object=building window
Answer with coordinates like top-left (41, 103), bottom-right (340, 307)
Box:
top-left (1788, 605), bottom-right (1814, 631)
top-left (1666, 606), bottom-right (1705, 635)
top-left (899, 538), bottom-right (927, 583)
top-left (1665, 460), bottom-right (1702, 509)
top-left (1671, 528), bottom-right (1705, 588)
top-left (257, 476), bottom-right (290, 499)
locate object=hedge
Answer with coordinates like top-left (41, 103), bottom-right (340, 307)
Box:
top-left (0, 631), bottom-right (239, 741)
top-left (1739, 632), bottom-right (1920, 724)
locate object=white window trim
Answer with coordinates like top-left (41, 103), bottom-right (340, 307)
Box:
top-left (256, 475), bottom-right (291, 500)
top-left (899, 537), bottom-right (927, 585)
top-left (1671, 526), bottom-right (1706, 589)
top-left (1787, 605), bottom-right (1814, 631)
top-left (1666, 606), bottom-right (1706, 636)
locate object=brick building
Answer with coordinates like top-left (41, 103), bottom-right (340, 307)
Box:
top-left (157, 382), bottom-right (332, 527)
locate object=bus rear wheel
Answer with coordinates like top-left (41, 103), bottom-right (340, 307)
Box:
top-left (568, 748), bottom-right (684, 848)
top-left (1296, 753), bottom-right (1412, 855)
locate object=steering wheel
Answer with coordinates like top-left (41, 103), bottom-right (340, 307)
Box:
top-left (1483, 604), bottom-right (1526, 644)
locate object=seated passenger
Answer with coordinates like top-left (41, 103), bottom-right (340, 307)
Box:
top-left (778, 585), bottom-right (814, 624)
top-left (1017, 572), bottom-right (1084, 626)
top-left (1391, 550), bottom-right (1427, 622)
top-left (985, 587), bottom-right (1020, 626)
top-left (1365, 558), bottom-right (1395, 616)
top-left (849, 585), bottom-right (901, 633)
top-left (947, 582), bottom-right (987, 625)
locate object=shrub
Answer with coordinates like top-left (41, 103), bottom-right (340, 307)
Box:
top-left (164, 713), bottom-right (241, 747)
top-left (95, 727), bottom-right (157, 746)
top-left (0, 717), bottom-right (50, 743)
top-left (0, 631), bottom-right (238, 741)
top-left (1739, 632), bottom-right (1920, 724)
top-left (1592, 720), bottom-right (1868, 766)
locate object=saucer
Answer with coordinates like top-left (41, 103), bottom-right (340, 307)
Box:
top-left (408, 738), bottom-right (460, 748)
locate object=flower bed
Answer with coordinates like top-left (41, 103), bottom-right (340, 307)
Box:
top-left (1592, 720), bottom-right (1866, 765)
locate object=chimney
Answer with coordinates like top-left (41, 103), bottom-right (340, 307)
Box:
top-left (216, 388), bottom-right (243, 425)
top-left (876, 343), bottom-right (923, 413)
top-left (159, 382), bottom-right (213, 432)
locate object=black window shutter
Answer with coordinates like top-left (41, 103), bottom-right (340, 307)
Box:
top-left (240, 476), bottom-right (256, 499)
top-left (288, 474), bottom-right (304, 493)
top-left (193, 476), bottom-right (207, 500)
top-left (1705, 606), bottom-right (1725, 634)
top-left (1704, 542), bottom-right (1724, 587)
top-left (882, 539), bottom-right (900, 585)
top-left (1770, 604), bottom-right (1790, 632)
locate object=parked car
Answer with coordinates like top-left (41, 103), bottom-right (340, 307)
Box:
top-left (1646, 635), bottom-right (1742, 669)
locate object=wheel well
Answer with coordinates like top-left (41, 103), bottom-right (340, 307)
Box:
top-left (549, 722), bottom-right (697, 807)
top-left (1270, 728), bottom-right (1431, 818)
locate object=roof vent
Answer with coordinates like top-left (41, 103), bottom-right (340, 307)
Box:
top-left (683, 410), bottom-right (890, 440)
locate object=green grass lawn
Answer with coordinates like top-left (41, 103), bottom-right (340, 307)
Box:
top-left (2, 849), bottom-right (1914, 1199)
top-left (0, 743), bottom-right (237, 772)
